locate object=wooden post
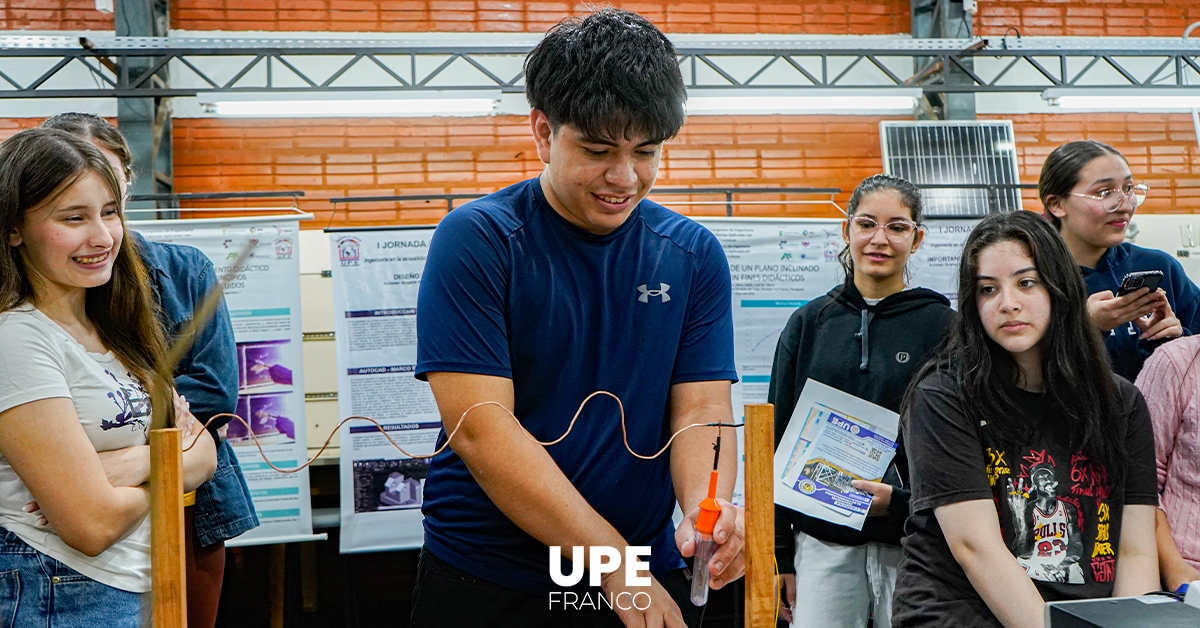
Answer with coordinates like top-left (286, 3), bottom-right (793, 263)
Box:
top-left (150, 427), bottom-right (187, 628)
top-left (743, 404), bottom-right (775, 628)
top-left (270, 544), bottom-right (286, 628)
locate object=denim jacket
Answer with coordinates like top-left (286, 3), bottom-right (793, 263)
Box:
top-left (134, 232), bottom-right (260, 546)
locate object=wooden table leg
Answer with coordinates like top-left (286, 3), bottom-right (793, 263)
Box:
top-left (269, 544), bottom-right (286, 628)
top-left (743, 404), bottom-right (775, 628)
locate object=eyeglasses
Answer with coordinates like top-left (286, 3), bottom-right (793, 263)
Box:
top-left (848, 216), bottom-right (920, 242)
top-left (1071, 183), bottom-right (1148, 212)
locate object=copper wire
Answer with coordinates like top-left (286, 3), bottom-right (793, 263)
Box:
top-left (182, 390), bottom-right (742, 474)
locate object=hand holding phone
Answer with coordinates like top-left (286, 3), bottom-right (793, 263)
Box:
top-left (1087, 272), bottom-right (1167, 332)
top-left (1116, 270), bottom-right (1164, 297)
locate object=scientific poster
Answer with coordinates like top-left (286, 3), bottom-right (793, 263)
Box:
top-left (328, 226), bottom-right (441, 553)
top-left (134, 215), bottom-right (318, 546)
top-left (908, 218), bottom-right (980, 310)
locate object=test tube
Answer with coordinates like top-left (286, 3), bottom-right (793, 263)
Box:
top-left (690, 530), bottom-right (718, 605)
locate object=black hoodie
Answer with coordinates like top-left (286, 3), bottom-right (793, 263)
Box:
top-left (768, 279), bottom-right (954, 573)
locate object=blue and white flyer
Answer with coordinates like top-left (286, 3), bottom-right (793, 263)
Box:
top-left (773, 379), bottom-right (899, 531)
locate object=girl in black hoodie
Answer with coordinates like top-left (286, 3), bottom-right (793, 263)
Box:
top-left (769, 174), bottom-right (954, 627)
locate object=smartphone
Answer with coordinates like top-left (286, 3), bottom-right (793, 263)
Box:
top-left (1116, 270), bottom-right (1164, 297)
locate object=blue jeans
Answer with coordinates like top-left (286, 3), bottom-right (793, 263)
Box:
top-left (0, 526), bottom-right (145, 628)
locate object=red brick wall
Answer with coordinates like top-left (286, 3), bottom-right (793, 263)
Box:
top-left (0, 117), bottom-right (48, 140)
top-left (974, 1), bottom-right (1200, 37)
top-left (8, 0), bottom-right (1200, 36)
top-left (171, 115), bottom-right (895, 225)
top-left (988, 113), bottom-right (1200, 215)
top-left (169, 0), bottom-right (910, 34)
top-left (1, 0), bottom-right (111, 29)
top-left (169, 113), bottom-right (1200, 228)
top-left (4, 1), bottom-right (1199, 225)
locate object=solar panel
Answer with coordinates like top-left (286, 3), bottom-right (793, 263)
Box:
top-left (880, 121), bottom-right (1022, 217)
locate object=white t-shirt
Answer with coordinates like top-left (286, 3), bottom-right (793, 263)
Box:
top-left (0, 306), bottom-right (151, 592)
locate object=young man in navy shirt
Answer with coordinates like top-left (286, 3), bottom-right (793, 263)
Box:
top-left (412, 9), bottom-right (744, 628)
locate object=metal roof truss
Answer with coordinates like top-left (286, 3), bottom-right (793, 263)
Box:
top-left (0, 35), bottom-right (1196, 99)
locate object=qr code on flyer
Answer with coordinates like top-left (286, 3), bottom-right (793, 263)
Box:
top-left (867, 448), bottom-right (883, 462)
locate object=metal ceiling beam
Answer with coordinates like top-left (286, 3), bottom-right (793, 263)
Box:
top-left (0, 35), bottom-right (1197, 98)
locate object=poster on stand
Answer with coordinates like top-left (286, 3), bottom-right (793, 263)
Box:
top-left (134, 215), bottom-right (319, 547)
top-left (908, 218), bottom-right (980, 310)
top-left (328, 226), bottom-right (440, 553)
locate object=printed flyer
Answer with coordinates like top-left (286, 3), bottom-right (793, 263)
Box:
top-left (773, 379), bottom-right (899, 531)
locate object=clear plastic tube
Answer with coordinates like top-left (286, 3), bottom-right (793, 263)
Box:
top-left (689, 531), bottom-right (717, 606)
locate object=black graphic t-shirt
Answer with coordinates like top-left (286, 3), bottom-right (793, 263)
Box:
top-left (893, 369), bottom-right (1157, 627)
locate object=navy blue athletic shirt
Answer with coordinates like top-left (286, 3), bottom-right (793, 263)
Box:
top-left (415, 177), bottom-right (737, 594)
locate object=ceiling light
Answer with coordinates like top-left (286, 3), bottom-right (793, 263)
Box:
top-left (1042, 87), bottom-right (1200, 111)
top-left (197, 90), bottom-right (500, 117)
top-left (685, 88), bottom-right (921, 115)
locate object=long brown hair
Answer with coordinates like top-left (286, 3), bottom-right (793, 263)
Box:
top-left (0, 128), bottom-right (174, 428)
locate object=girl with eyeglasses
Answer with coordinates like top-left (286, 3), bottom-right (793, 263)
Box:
top-left (1040, 140), bottom-right (1200, 381)
top-left (893, 210), bottom-right (1158, 628)
top-left (769, 174), bottom-right (954, 628)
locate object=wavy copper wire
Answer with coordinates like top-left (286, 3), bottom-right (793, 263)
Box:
top-left (181, 390), bottom-right (741, 474)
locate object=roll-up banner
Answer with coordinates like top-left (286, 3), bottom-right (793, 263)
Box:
top-left (326, 217), bottom-right (977, 550)
top-left (328, 226), bottom-right (440, 553)
top-left (135, 215), bottom-right (322, 547)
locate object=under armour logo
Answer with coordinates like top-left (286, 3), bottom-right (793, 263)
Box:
top-left (895, 352), bottom-right (910, 364)
top-left (637, 283), bottom-right (671, 303)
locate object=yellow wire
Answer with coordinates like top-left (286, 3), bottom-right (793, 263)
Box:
top-left (774, 554), bottom-right (781, 626)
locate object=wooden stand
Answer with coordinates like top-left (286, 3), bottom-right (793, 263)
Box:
top-left (743, 404), bottom-right (775, 628)
top-left (150, 428), bottom-right (187, 628)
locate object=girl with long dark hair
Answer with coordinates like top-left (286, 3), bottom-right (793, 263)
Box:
top-left (893, 211), bottom-right (1159, 627)
top-left (0, 128), bottom-right (215, 627)
top-left (1040, 140), bottom-right (1200, 381)
top-left (769, 174), bottom-right (953, 627)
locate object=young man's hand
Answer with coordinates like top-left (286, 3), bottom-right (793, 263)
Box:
top-left (599, 569), bottom-right (686, 628)
top-left (1164, 559), bottom-right (1200, 592)
top-left (675, 498), bottom-right (745, 589)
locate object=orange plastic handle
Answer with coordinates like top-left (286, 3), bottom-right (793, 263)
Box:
top-left (696, 470), bottom-right (722, 535)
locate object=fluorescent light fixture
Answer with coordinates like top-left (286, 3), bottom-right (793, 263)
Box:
top-left (685, 88), bottom-right (921, 115)
top-left (1042, 87), bottom-right (1200, 111)
top-left (197, 90), bottom-right (500, 117)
